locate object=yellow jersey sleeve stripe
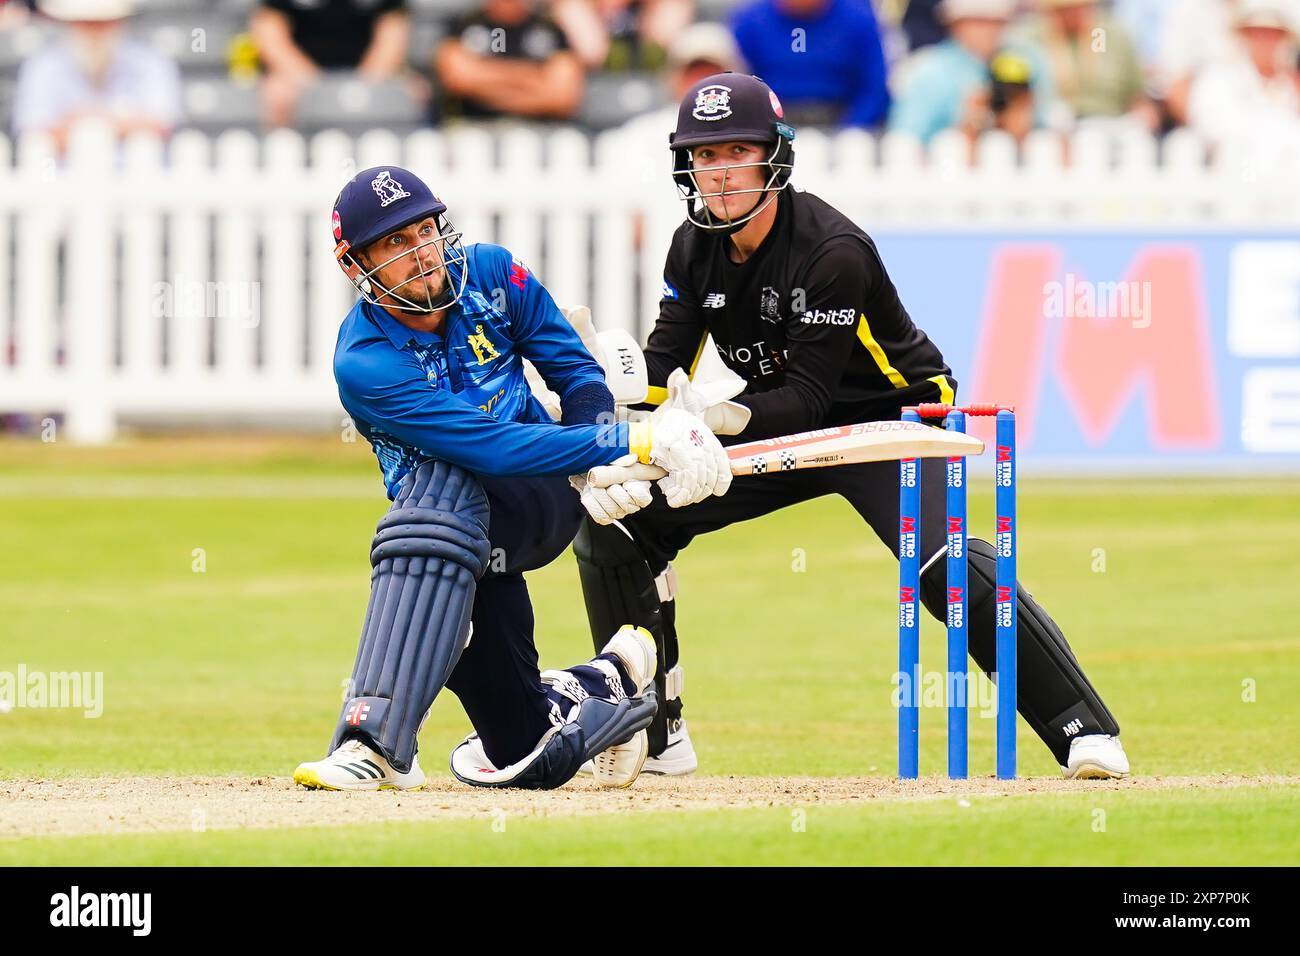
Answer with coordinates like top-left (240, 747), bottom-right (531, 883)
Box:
top-left (688, 332), bottom-right (709, 376)
top-left (855, 314), bottom-right (910, 390)
top-left (644, 332), bottom-right (710, 407)
top-left (927, 373), bottom-right (955, 406)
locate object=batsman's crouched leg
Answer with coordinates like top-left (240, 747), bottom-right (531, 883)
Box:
top-left (330, 459), bottom-right (492, 774)
top-left (919, 537), bottom-right (1121, 766)
top-left (449, 626), bottom-right (660, 790)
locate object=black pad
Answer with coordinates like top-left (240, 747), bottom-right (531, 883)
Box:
top-left (573, 518), bottom-right (677, 755)
top-left (919, 537), bottom-right (1120, 765)
top-left (331, 459), bottom-right (492, 773)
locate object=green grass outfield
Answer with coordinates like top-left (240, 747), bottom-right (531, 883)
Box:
top-left (2, 436), bottom-right (1298, 865)
top-left (3, 787), bottom-right (1297, 867)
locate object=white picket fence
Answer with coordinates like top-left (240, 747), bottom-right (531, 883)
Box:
top-left (0, 119), bottom-right (1296, 442)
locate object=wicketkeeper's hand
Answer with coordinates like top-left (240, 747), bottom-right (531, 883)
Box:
top-left (663, 367), bottom-right (752, 435)
top-left (570, 459), bottom-right (653, 525)
top-left (627, 406), bottom-right (731, 508)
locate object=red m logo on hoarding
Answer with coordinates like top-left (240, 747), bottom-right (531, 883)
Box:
top-left (972, 246), bottom-right (1221, 450)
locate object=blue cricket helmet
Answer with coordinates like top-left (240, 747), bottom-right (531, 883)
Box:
top-left (331, 165), bottom-right (468, 314)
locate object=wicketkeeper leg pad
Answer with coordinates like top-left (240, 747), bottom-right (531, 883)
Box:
top-left (331, 459), bottom-right (492, 774)
top-left (573, 517), bottom-right (679, 755)
top-left (920, 537), bottom-right (1120, 765)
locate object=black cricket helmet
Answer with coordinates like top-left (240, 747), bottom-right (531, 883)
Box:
top-left (669, 73), bottom-right (796, 233)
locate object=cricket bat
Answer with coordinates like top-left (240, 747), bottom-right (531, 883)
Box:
top-left (587, 419), bottom-right (985, 487)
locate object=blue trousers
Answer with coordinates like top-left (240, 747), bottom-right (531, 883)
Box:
top-left (444, 473), bottom-right (585, 768)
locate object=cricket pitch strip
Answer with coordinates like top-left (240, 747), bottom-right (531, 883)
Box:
top-left (2, 774), bottom-right (1295, 839)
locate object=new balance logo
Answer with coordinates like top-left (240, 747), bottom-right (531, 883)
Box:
top-left (1063, 718), bottom-right (1084, 736)
top-left (702, 293), bottom-right (725, 308)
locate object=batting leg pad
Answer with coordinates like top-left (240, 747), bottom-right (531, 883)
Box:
top-left (573, 518), bottom-right (679, 755)
top-left (332, 459), bottom-right (492, 773)
top-left (919, 537), bottom-right (1120, 765)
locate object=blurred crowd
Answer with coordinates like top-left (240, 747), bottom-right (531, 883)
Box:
top-left (1, 0), bottom-right (1298, 160)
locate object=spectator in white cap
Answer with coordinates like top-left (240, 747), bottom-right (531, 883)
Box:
top-left (889, 0), bottom-right (1055, 144)
top-left (1156, 0), bottom-right (1240, 126)
top-left (615, 21), bottom-right (744, 186)
top-left (1188, 0), bottom-right (1300, 158)
top-left (11, 0), bottom-right (182, 148)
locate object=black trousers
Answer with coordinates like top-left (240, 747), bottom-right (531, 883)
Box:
top-left (616, 456), bottom-right (1120, 766)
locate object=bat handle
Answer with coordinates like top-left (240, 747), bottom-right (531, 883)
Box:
top-left (586, 462), bottom-right (668, 488)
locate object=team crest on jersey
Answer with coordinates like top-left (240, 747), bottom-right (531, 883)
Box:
top-left (692, 85), bottom-right (732, 121)
top-left (760, 286), bottom-right (781, 324)
top-left (467, 324), bottom-right (501, 365)
top-left (371, 170), bottom-right (411, 207)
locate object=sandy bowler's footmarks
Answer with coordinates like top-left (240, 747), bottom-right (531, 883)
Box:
top-left (1, 774), bottom-right (1295, 839)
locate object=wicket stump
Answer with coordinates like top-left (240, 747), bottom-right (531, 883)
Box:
top-left (898, 404), bottom-right (1018, 780)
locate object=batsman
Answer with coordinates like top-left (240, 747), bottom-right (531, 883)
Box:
top-left (573, 73), bottom-right (1130, 779)
top-left (292, 164), bottom-right (729, 791)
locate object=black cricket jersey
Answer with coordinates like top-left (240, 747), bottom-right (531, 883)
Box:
top-left (646, 188), bottom-right (955, 439)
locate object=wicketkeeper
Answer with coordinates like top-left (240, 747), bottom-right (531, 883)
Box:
top-left (293, 165), bottom-right (730, 791)
top-left (570, 74), bottom-right (1130, 779)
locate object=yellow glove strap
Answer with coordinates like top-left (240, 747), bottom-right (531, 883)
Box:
top-left (627, 422), bottom-right (653, 464)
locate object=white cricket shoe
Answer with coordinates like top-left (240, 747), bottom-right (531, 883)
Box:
top-left (293, 738), bottom-right (426, 791)
top-left (1062, 734), bottom-right (1130, 779)
top-left (643, 717), bottom-right (698, 776)
top-left (590, 625), bottom-right (657, 789)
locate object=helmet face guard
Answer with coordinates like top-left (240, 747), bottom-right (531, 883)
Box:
top-left (335, 211), bottom-right (469, 314)
top-left (671, 136), bottom-right (795, 233)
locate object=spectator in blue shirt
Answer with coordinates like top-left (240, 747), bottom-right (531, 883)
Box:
top-left (889, 0), bottom-right (1054, 144)
top-left (730, 0), bottom-right (891, 128)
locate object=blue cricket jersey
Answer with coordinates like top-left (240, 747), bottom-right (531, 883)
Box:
top-left (334, 243), bottom-right (631, 498)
